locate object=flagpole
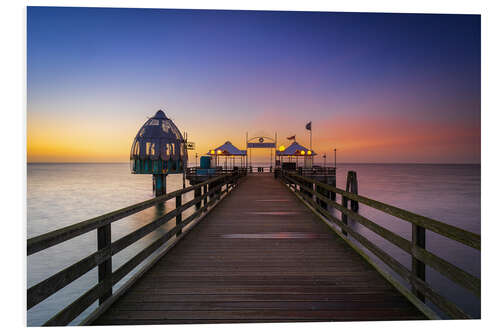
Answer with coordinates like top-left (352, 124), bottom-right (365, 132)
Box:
top-left (309, 122), bottom-right (313, 165)
top-left (311, 129), bottom-right (313, 165)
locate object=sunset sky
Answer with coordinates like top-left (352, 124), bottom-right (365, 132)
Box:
top-left (27, 7), bottom-right (480, 163)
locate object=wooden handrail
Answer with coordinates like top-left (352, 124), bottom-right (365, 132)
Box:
top-left (44, 196), bottom-right (215, 326)
top-left (280, 170), bottom-right (480, 319)
top-left (285, 171), bottom-right (480, 250)
top-left (283, 173), bottom-right (480, 296)
top-left (27, 174), bottom-right (230, 256)
top-left (27, 171), bottom-right (243, 326)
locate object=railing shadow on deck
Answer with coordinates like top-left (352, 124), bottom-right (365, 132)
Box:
top-left (279, 170), bottom-right (480, 320)
top-left (27, 170), bottom-right (245, 326)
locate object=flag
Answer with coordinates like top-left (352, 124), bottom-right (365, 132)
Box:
top-left (306, 121), bottom-right (312, 131)
top-left (286, 135), bottom-right (296, 141)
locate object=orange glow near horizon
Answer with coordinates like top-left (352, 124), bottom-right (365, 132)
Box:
top-left (27, 108), bottom-right (480, 164)
top-left (27, 9), bottom-right (480, 165)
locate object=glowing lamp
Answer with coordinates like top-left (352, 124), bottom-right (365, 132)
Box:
top-left (217, 150), bottom-right (222, 154)
top-left (300, 150), bottom-right (305, 155)
top-left (210, 150), bottom-right (215, 154)
top-left (279, 145), bottom-right (285, 152)
top-left (307, 150), bottom-right (312, 155)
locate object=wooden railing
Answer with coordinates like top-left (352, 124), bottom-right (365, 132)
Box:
top-left (185, 167), bottom-right (247, 178)
top-left (280, 170), bottom-right (480, 320)
top-left (27, 172), bottom-right (243, 326)
top-left (297, 166), bottom-right (336, 177)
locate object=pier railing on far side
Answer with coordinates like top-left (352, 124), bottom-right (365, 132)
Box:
top-left (27, 171), bottom-right (244, 326)
top-left (280, 170), bottom-right (480, 320)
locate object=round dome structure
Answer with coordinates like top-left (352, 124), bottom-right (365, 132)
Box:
top-left (130, 110), bottom-right (188, 175)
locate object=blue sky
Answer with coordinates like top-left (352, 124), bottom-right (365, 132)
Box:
top-left (27, 7), bottom-right (480, 163)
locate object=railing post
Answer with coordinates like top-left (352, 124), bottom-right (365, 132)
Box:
top-left (299, 175), bottom-right (305, 196)
top-left (97, 224), bottom-right (112, 305)
top-left (195, 187), bottom-right (202, 210)
top-left (307, 179), bottom-right (313, 198)
top-left (176, 194), bottom-right (182, 236)
top-left (223, 177), bottom-right (228, 194)
top-left (320, 185), bottom-right (328, 209)
top-left (217, 179), bottom-right (222, 200)
top-left (331, 168), bottom-right (336, 201)
top-left (214, 181), bottom-right (220, 200)
top-left (341, 195), bottom-right (348, 236)
top-left (412, 224), bottom-right (426, 302)
top-left (203, 184), bottom-right (208, 210)
top-left (232, 172), bottom-right (238, 190)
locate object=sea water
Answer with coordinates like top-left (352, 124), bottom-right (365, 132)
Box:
top-left (27, 163), bottom-right (480, 325)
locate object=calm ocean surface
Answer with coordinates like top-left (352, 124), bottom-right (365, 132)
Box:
top-left (27, 163), bottom-right (480, 325)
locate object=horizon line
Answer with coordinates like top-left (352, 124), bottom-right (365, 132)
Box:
top-left (26, 161), bottom-right (481, 165)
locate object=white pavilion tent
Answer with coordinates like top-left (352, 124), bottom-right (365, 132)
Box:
top-left (276, 141), bottom-right (316, 168)
top-left (207, 141), bottom-right (247, 169)
top-left (277, 141), bottom-right (317, 157)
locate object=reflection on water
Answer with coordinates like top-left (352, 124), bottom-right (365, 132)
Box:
top-left (27, 163), bottom-right (480, 325)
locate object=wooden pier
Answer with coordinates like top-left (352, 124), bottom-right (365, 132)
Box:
top-left (92, 174), bottom-right (424, 324)
top-left (27, 170), bottom-right (480, 326)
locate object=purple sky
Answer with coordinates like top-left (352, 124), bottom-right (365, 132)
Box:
top-left (27, 8), bottom-right (480, 163)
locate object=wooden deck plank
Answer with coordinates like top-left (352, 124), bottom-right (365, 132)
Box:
top-left (93, 174), bottom-right (425, 325)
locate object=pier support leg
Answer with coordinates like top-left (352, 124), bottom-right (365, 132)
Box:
top-left (412, 225), bottom-right (426, 302)
top-left (341, 171), bottom-right (359, 236)
top-left (153, 174), bottom-right (167, 197)
top-left (346, 171), bottom-right (359, 212)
